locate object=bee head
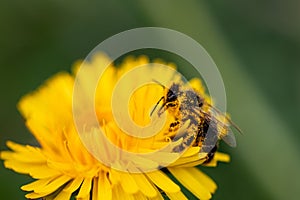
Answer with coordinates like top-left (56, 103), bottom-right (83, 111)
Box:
top-left (166, 83), bottom-right (180, 102)
top-left (150, 83), bottom-right (180, 117)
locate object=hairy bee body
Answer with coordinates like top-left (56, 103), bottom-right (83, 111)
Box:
top-left (155, 82), bottom-right (234, 163)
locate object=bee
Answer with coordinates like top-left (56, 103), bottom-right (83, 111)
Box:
top-left (151, 81), bottom-right (241, 163)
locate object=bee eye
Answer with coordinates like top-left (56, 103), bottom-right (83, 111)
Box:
top-left (167, 92), bottom-right (177, 102)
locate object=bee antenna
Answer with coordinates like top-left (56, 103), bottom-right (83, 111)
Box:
top-left (151, 79), bottom-right (165, 89)
top-left (150, 96), bottom-right (164, 116)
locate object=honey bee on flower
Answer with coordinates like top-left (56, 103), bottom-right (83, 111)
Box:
top-left (1, 54), bottom-right (234, 200)
top-left (151, 80), bottom-right (241, 164)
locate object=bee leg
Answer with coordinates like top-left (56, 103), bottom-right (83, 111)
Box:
top-left (169, 120), bottom-right (180, 132)
top-left (172, 132), bottom-right (195, 152)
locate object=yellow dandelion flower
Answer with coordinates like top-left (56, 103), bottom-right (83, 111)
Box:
top-left (1, 53), bottom-right (231, 200)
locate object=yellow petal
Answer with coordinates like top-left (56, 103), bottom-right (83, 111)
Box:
top-left (48, 160), bottom-right (99, 178)
top-left (119, 172), bottom-right (139, 194)
top-left (169, 160), bottom-right (205, 168)
top-left (149, 194), bottom-right (164, 200)
top-left (63, 177), bottom-right (84, 192)
top-left (34, 175), bottom-right (71, 194)
top-left (180, 147), bottom-right (201, 157)
top-left (148, 184), bottom-right (165, 200)
top-left (17, 73), bottom-right (74, 156)
top-left (76, 177), bottom-right (92, 198)
top-left (133, 192), bottom-right (148, 200)
top-left (98, 171), bottom-right (112, 200)
top-left (18, 73), bottom-right (74, 128)
top-left (168, 167), bottom-right (212, 200)
top-left (53, 178), bottom-right (84, 200)
top-left (203, 152), bottom-right (230, 167)
top-left (76, 196), bottom-right (89, 200)
top-left (77, 196), bottom-right (90, 200)
top-left (187, 167), bottom-right (217, 193)
top-left (146, 170), bottom-right (180, 193)
top-left (21, 176), bottom-right (57, 191)
top-left (188, 78), bottom-right (206, 95)
top-left (92, 177), bottom-right (99, 200)
top-left (166, 191), bottom-right (188, 200)
top-left (25, 192), bottom-right (48, 199)
top-left (214, 152), bottom-right (230, 162)
top-left (3, 159), bottom-right (60, 179)
top-left (112, 184), bottom-right (135, 200)
top-left (1, 150), bottom-right (45, 163)
top-left (131, 173), bottom-right (157, 198)
top-left (25, 119), bottom-right (63, 153)
top-left (1, 142), bottom-right (47, 166)
top-left (168, 153), bottom-right (206, 167)
top-left (53, 190), bottom-right (72, 200)
top-left (6, 141), bottom-right (31, 152)
top-left (144, 152), bottom-right (180, 167)
top-left (127, 154), bottom-right (159, 170)
top-left (203, 160), bottom-right (217, 167)
top-left (47, 160), bottom-right (74, 172)
top-left (29, 165), bottom-right (61, 179)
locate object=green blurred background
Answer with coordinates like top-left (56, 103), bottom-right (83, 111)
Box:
top-left (1, 0), bottom-right (299, 199)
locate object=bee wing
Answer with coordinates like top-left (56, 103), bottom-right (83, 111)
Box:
top-left (206, 103), bottom-right (243, 134)
top-left (198, 108), bottom-right (238, 148)
top-left (221, 128), bottom-right (237, 148)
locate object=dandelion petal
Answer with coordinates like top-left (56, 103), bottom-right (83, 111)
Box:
top-left (168, 167), bottom-right (212, 200)
top-left (166, 191), bottom-right (188, 200)
top-left (76, 177), bottom-right (92, 198)
top-left (131, 173), bottom-right (157, 197)
top-left (98, 172), bottom-right (112, 200)
top-left (146, 170), bottom-right (180, 193)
